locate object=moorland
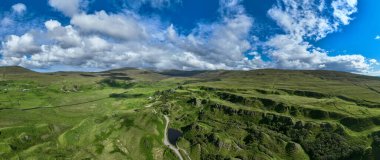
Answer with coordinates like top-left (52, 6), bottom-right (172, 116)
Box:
top-left (1, 66), bottom-right (380, 159)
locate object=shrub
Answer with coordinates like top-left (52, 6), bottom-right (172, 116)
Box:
top-left (99, 78), bottom-right (135, 89)
top-left (302, 133), bottom-right (365, 160)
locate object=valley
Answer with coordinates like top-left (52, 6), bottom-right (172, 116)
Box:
top-left (1, 66), bottom-right (380, 159)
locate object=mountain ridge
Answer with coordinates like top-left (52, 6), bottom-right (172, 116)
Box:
top-left (1, 65), bottom-right (378, 79)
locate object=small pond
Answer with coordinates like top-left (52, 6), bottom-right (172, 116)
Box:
top-left (168, 128), bottom-right (182, 145)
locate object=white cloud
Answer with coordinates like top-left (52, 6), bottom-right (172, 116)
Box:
top-left (332, 0), bottom-right (357, 25)
top-left (12, 3), bottom-right (27, 14)
top-left (219, 0), bottom-right (245, 16)
top-left (48, 0), bottom-right (87, 17)
top-left (370, 59), bottom-right (379, 65)
top-left (268, 0), bottom-right (338, 40)
top-left (45, 20), bottom-right (82, 48)
top-left (263, 0), bottom-right (375, 73)
top-left (45, 20), bottom-right (61, 30)
top-left (0, 0), bottom-right (378, 74)
top-left (267, 0), bottom-right (356, 40)
top-left (70, 11), bottom-right (147, 41)
top-left (375, 35), bottom-right (380, 40)
top-left (1, 33), bottom-right (41, 58)
top-left (265, 34), bottom-right (373, 72)
top-left (0, 0), bottom-right (261, 71)
top-left (0, 4), bottom-right (41, 39)
top-left (164, 0), bottom-right (259, 69)
top-left (85, 36), bottom-right (111, 52)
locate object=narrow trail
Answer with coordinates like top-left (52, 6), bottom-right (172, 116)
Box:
top-left (0, 97), bottom-right (109, 111)
top-left (179, 148), bottom-right (192, 160)
top-left (163, 115), bottom-right (192, 160)
top-left (164, 115), bottom-right (184, 160)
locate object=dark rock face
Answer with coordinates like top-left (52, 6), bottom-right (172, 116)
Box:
top-left (279, 89), bottom-right (330, 99)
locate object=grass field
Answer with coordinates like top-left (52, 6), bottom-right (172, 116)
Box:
top-left (1, 66), bottom-right (380, 159)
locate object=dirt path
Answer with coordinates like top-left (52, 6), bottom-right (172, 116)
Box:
top-left (0, 97), bottom-right (109, 111)
top-left (164, 115), bottom-right (186, 160)
top-left (179, 148), bottom-right (192, 160)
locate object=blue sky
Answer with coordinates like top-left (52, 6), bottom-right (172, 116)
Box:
top-left (318, 0), bottom-right (380, 59)
top-left (0, 0), bottom-right (379, 75)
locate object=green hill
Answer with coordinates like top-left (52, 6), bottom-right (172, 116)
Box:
top-left (1, 67), bottom-right (380, 159)
top-left (0, 66), bottom-right (36, 74)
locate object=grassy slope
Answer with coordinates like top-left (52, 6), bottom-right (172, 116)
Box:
top-left (0, 67), bottom-right (175, 159)
top-left (154, 69), bottom-right (380, 160)
top-left (1, 67), bottom-right (380, 159)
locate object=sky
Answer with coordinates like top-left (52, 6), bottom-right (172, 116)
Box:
top-left (0, 0), bottom-right (379, 75)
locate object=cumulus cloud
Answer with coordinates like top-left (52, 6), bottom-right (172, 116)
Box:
top-left (45, 20), bottom-right (61, 30)
top-left (12, 3), bottom-right (27, 14)
top-left (0, 0), bottom-right (261, 71)
top-left (85, 36), bottom-right (111, 52)
top-left (45, 20), bottom-right (82, 48)
top-left (332, 0), bottom-right (357, 25)
top-left (166, 13), bottom-right (254, 68)
top-left (370, 59), bottom-right (379, 65)
top-left (48, 0), bottom-right (87, 17)
top-left (161, 0), bottom-right (266, 70)
top-left (265, 35), bottom-right (372, 72)
top-left (264, 0), bottom-right (374, 73)
top-left (0, 0), bottom-right (378, 74)
top-left (1, 33), bottom-right (41, 58)
top-left (267, 0), bottom-right (357, 40)
top-left (70, 11), bottom-right (147, 41)
top-left (268, 0), bottom-right (337, 40)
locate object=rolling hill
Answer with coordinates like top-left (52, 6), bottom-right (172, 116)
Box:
top-left (1, 66), bottom-right (380, 159)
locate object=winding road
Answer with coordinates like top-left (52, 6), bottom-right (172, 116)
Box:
top-left (164, 115), bottom-right (184, 160)
top-left (163, 115), bottom-right (192, 160)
